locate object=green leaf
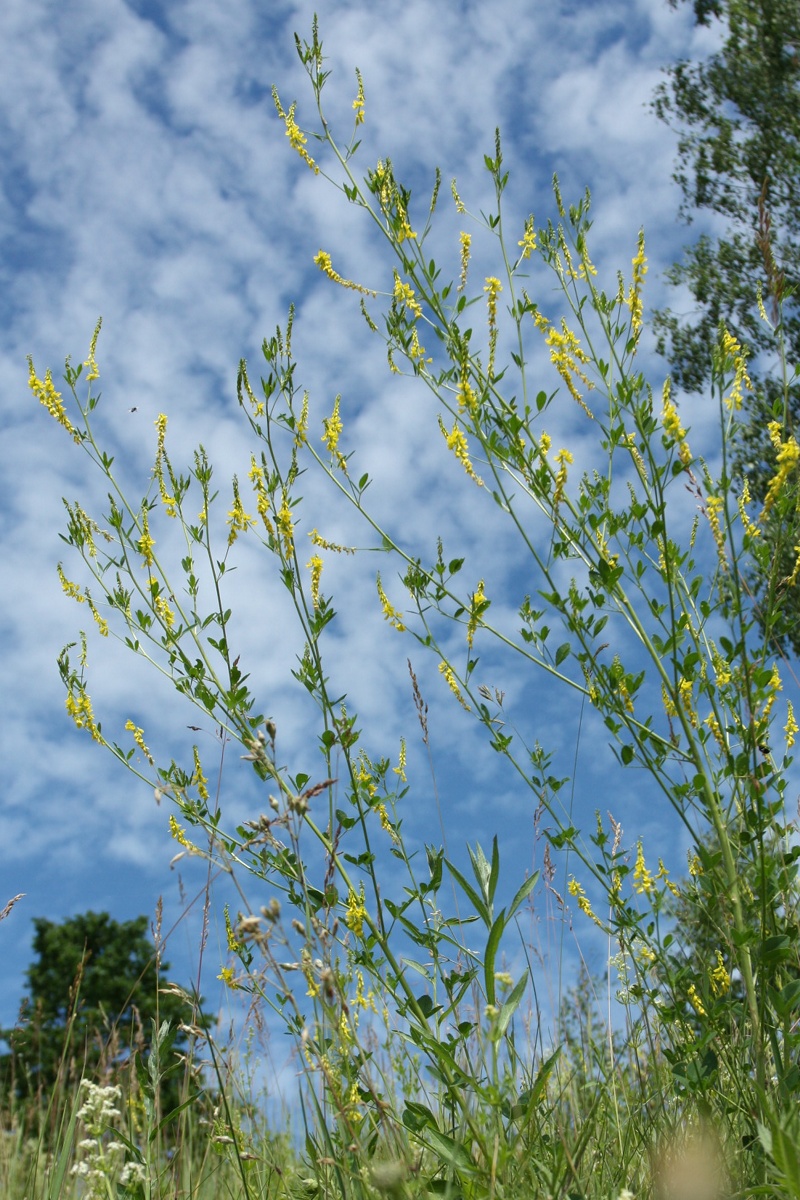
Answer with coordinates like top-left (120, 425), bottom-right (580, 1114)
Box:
top-left (495, 972), bottom-right (528, 1040)
top-left (484, 910), bottom-right (506, 1004)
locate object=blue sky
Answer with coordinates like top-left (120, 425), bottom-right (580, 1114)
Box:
top-left (0, 0), bottom-right (728, 1091)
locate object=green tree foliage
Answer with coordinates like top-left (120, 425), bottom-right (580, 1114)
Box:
top-left (0, 912), bottom-right (201, 1107)
top-left (654, 0), bottom-right (800, 650)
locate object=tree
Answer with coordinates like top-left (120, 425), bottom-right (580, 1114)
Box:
top-left (0, 911), bottom-right (203, 1109)
top-left (654, 0), bottom-right (800, 651)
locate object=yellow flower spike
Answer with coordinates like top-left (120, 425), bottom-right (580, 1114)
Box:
top-left (761, 423), bottom-right (800, 520)
top-left (223, 904), bottom-right (241, 953)
top-left (710, 951), bottom-right (731, 997)
top-left (543, 321), bottom-right (594, 417)
top-left (456, 360), bottom-right (478, 416)
top-left (28, 357), bottom-right (80, 442)
top-left (57, 564), bottom-right (85, 603)
top-left (567, 878), bottom-right (606, 930)
top-left (192, 746), bottom-right (209, 802)
top-left (467, 579), bottom-right (488, 649)
top-left (737, 478), bottom-right (761, 540)
top-left (438, 416), bottom-right (484, 485)
top-left (393, 273), bottom-right (423, 320)
top-left (248, 458), bottom-right (276, 535)
top-left (517, 217), bottom-right (537, 260)
top-left (376, 573), bottom-right (405, 632)
top-left (309, 528), bottom-right (356, 555)
top-left (83, 317), bottom-right (102, 383)
top-left (153, 414), bottom-right (178, 518)
top-left (484, 276), bottom-right (502, 376)
top-left (313, 250), bottom-right (376, 297)
top-left (276, 492), bottom-right (294, 556)
top-left (786, 700), bottom-right (799, 749)
top-left (687, 983), bottom-right (706, 1017)
top-left (227, 476), bottom-right (256, 546)
top-left (217, 966), bottom-right (239, 989)
top-left (657, 859), bottom-right (681, 898)
top-left (396, 205), bottom-right (417, 244)
top-left (552, 448), bottom-right (573, 508)
top-left (394, 740), bottom-right (407, 784)
top-left (352, 67), bottom-right (365, 125)
top-left (65, 686), bottom-right (102, 742)
top-left (271, 89), bottom-right (319, 174)
top-left (705, 495), bottom-right (728, 567)
top-left (626, 230), bottom-right (647, 336)
top-left (307, 553), bottom-right (323, 609)
top-left (294, 391), bottom-right (309, 446)
top-left (125, 719), bottom-right (154, 766)
top-left (633, 841), bottom-right (655, 896)
top-left (450, 178), bottom-right (466, 214)
top-left (719, 327), bottom-right (752, 411)
top-left (169, 813), bottom-right (197, 851)
top-left (407, 327), bottom-right (431, 368)
top-left (87, 595), bottom-right (109, 637)
top-left (345, 885), bottom-right (368, 938)
top-left (137, 511), bottom-right (155, 570)
top-left (438, 661), bottom-right (471, 711)
top-left (458, 231), bottom-right (472, 292)
top-left (321, 395), bottom-right (345, 464)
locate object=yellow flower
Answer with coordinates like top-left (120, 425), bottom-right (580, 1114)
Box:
top-left (544, 321), bottom-right (594, 416)
top-left (626, 230), bottom-right (647, 335)
top-left (467, 579), bottom-right (488, 649)
top-left (309, 528), bottom-right (356, 555)
top-left (633, 841), bottom-right (655, 896)
top-left (786, 700), bottom-right (798, 749)
top-left (552, 448), bottom-right (573, 507)
top-left (376, 573), bottom-right (405, 631)
top-left (153, 414), bottom-right (178, 518)
top-left (567, 878), bottom-right (605, 930)
top-left (83, 318), bottom-right (102, 382)
top-left (137, 511), bottom-right (155, 570)
top-left (438, 661), bottom-right (471, 711)
top-left (710, 951), bottom-right (731, 997)
top-left (276, 492), bottom-right (294, 556)
top-left (28, 357), bottom-right (80, 442)
top-left (307, 553), bottom-right (323, 609)
top-left (458, 231), bottom-right (472, 291)
top-left (272, 89), bottom-right (318, 173)
top-left (192, 745), bottom-right (209, 801)
top-left (227, 475), bottom-right (256, 546)
top-left (719, 327), bottom-right (752, 411)
top-left (65, 687), bottom-right (102, 742)
top-left (313, 250), bottom-right (375, 297)
top-left (484, 276), bottom-right (502, 377)
top-left (217, 965), bottom-right (239, 989)
top-left (451, 178), bottom-right (466, 214)
top-left (517, 217), bottom-right (537, 259)
top-left (761, 421), bottom-right (800, 520)
top-left (393, 273), bottom-right (423, 320)
top-left (57, 564), bottom-right (85, 603)
top-left (687, 983), bottom-right (706, 1017)
top-left (345, 885), bottom-right (368, 938)
top-left (169, 813), bottom-right (197, 852)
top-left (125, 719), bottom-right (154, 767)
top-left (352, 68), bottom-right (365, 125)
top-left (322, 395), bottom-right (344, 460)
top-left (705, 494), bottom-right (727, 566)
top-left (439, 417), bottom-right (484, 485)
top-left (248, 457), bottom-right (276, 535)
top-left (392, 737), bottom-right (407, 781)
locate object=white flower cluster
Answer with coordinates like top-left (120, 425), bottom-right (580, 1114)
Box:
top-left (71, 1079), bottom-right (145, 1196)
